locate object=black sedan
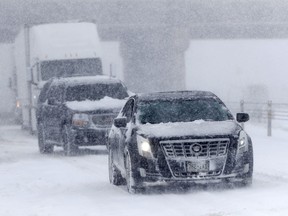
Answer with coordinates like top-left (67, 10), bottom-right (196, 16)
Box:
top-left (107, 91), bottom-right (253, 193)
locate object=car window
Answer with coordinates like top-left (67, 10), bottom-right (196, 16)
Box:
top-left (41, 58), bottom-right (102, 81)
top-left (121, 99), bottom-right (134, 122)
top-left (47, 85), bottom-right (64, 105)
top-left (38, 81), bottom-right (52, 103)
top-left (65, 83), bottom-right (128, 102)
top-left (137, 98), bottom-right (233, 124)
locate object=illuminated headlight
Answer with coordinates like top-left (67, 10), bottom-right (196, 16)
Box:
top-left (238, 130), bottom-right (248, 152)
top-left (239, 137), bottom-right (245, 147)
top-left (137, 135), bottom-right (153, 159)
top-left (72, 113), bottom-right (90, 127)
top-left (16, 100), bottom-right (21, 108)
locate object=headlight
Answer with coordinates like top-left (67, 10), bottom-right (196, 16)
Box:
top-left (137, 135), bottom-right (153, 159)
top-left (238, 130), bottom-right (248, 152)
top-left (72, 113), bottom-right (90, 127)
top-left (16, 100), bottom-right (21, 108)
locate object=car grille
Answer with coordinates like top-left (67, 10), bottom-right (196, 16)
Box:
top-left (173, 170), bottom-right (222, 178)
top-left (92, 114), bottom-right (117, 126)
top-left (160, 138), bottom-right (230, 159)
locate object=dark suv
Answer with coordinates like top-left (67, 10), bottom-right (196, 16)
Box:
top-left (37, 75), bottom-right (129, 155)
top-left (108, 91), bottom-right (253, 193)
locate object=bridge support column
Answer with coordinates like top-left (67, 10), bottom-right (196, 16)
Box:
top-left (120, 29), bottom-right (189, 93)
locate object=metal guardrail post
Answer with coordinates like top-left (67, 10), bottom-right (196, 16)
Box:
top-left (240, 100), bottom-right (244, 129)
top-left (267, 100), bottom-right (272, 136)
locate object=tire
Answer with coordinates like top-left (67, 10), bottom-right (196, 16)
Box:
top-left (240, 176), bottom-right (253, 187)
top-left (125, 150), bottom-right (144, 194)
top-left (239, 162), bottom-right (253, 187)
top-left (63, 125), bottom-right (78, 156)
top-left (38, 123), bottom-right (54, 154)
top-left (108, 146), bottom-right (125, 185)
top-left (237, 144), bottom-right (254, 187)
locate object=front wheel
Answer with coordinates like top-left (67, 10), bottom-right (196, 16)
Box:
top-left (240, 176), bottom-right (253, 187)
top-left (125, 150), bottom-right (144, 194)
top-left (235, 160), bottom-right (253, 187)
top-left (108, 146), bottom-right (125, 185)
top-left (37, 123), bottom-right (54, 154)
top-left (63, 125), bottom-right (79, 156)
top-left (241, 143), bottom-right (254, 187)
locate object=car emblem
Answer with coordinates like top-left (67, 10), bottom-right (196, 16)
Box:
top-left (191, 143), bottom-right (202, 153)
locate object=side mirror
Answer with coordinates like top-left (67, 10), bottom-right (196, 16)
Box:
top-left (236, 113), bottom-right (249, 123)
top-left (113, 117), bottom-right (127, 128)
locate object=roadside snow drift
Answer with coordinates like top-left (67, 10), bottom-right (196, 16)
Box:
top-left (0, 124), bottom-right (288, 216)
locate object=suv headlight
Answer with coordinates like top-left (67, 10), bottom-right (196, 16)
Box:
top-left (137, 135), bottom-right (153, 159)
top-left (72, 113), bottom-right (90, 127)
top-left (238, 130), bottom-right (248, 153)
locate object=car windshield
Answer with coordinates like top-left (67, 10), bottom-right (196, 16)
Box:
top-left (41, 58), bottom-right (102, 81)
top-left (65, 83), bottom-right (128, 102)
top-left (137, 98), bottom-right (233, 124)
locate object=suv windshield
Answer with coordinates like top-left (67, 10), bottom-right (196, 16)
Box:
top-left (138, 98), bottom-right (233, 124)
top-left (65, 83), bottom-right (128, 102)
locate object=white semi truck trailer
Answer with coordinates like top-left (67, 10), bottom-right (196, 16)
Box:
top-left (0, 43), bottom-right (17, 124)
top-left (14, 21), bottom-right (103, 133)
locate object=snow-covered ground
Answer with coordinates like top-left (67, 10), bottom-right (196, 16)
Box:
top-left (0, 123), bottom-right (287, 216)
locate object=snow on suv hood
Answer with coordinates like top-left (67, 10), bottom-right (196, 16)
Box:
top-left (138, 120), bottom-right (240, 138)
top-left (65, 96), bottom-right (126, 112)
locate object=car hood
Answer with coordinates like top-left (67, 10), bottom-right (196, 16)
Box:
top-left (137, 120), bottom-right (241, 139)
top-left (65, 96), bottom-right (126, 112)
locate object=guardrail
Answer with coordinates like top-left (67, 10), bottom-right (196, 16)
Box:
top-left (226, 100), bottom-right (288, 136)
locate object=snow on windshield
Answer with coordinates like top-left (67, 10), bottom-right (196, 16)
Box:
top-left (137, 120), bottom-right (238, 138)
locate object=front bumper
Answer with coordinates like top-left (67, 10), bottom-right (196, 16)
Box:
top-left (71, 127), bottom-right (110, 146)
top-left (135, 151), bottom-right (251, 184)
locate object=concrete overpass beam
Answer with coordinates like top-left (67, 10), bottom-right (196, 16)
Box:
top-left (120, 28), bottom-right (189, 93)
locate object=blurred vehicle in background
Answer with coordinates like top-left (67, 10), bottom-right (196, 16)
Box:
top-left (108, 91), bottom-right (253, 193)
top-left (37, 75), bottom-right (130, 156)
top-left (14, 21), bottom-right (103, 133)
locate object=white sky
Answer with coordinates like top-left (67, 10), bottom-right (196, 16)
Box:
top-left (185, 39), bottom-right (288, 103)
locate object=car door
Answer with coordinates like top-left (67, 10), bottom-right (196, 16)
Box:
top-left (117, 98), bottom-right (135, 170)
top-left (37, 80), bottom-right (52, 124)
top-left (43, 84), bottom-right (65, 143)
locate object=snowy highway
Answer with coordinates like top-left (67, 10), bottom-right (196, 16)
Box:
top-left (0, 124), bottom-right (288, 216)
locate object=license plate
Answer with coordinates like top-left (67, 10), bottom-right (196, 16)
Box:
top-left (187, 161), bottom-right (209, 172)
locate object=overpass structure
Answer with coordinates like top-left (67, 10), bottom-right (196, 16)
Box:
top-left (1, 0), bottom-right (288, 92)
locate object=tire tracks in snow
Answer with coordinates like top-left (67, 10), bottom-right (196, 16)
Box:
top-left (253, 171), bottom-right (288, 187)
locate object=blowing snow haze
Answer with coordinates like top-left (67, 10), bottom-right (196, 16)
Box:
top-left (1, 1), bottom-right (288, 215)
top-left (1, 0), bottom-right (288, 124)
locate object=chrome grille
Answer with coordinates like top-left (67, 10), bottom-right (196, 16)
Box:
top-left (174, 170), bottom-right (221, 178)
top-left (92, 114), bottom-right (116, 126)
top-left (161, 138), bottom-right (230, 159)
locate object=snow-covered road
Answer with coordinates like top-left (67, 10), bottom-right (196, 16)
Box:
top-left (0, 124), bottom-right (287, 216)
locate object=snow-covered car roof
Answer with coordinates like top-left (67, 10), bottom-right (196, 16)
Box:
top-left (137, 91), bottom-right (217, 102)
top-left (49, 75), bottom-right (124, 87)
